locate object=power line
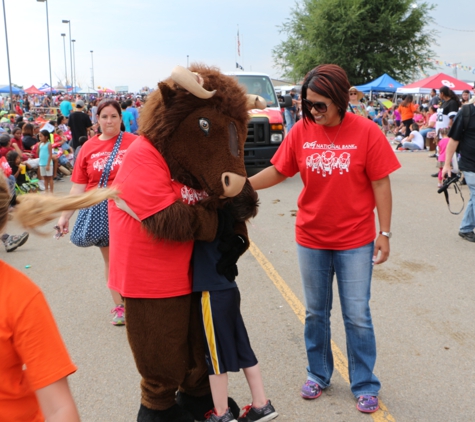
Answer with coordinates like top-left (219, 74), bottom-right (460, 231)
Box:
top-left (437, 24), bottom-right (475, 32)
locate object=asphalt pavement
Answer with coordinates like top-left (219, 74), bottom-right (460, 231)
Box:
top-left (3, 151), bottom-right (475, 422)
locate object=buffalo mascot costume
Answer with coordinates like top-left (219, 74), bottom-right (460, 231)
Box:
top-left (107, 64), bottom-right (264, 421)
top-left (12, 64), bottom-right (265, 421)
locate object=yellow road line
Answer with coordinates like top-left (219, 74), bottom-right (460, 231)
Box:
top-left (249, 240), bottom-right (396, 422)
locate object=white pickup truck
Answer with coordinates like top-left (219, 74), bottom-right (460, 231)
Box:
top-left (225, 72), bottom-right (291, 171)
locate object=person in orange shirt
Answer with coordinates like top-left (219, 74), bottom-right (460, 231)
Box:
top-left (0, 174), bottom-right (80, 421)
top-left (398, 95), bottom-right (419, 137)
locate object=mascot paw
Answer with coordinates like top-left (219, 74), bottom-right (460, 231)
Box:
top-left (176, 392), bottom-right (240, 421)
top-left (138, 403), bottom-right (194, 422)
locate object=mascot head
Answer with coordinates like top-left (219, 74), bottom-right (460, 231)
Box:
top-left (139, 64), bottom-right (265, 198)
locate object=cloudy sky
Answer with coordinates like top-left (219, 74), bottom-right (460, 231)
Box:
top-left (0, 0), bottom-right (474, 92)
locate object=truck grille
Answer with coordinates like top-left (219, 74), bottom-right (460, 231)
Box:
top-left (246, 117), bottom-right (270, 145)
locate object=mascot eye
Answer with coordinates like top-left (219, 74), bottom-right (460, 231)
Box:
top-left (199, 118), bottom-right (210, 136)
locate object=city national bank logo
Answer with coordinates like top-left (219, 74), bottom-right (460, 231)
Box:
top-left (304, 142), bottom-right (356, 177)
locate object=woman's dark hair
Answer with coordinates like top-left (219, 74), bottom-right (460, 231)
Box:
top-left (57, 115), bottom-right (66, 126)
top-left (301, 64), bottom-right (350, 123)
top-left (439, 86), bottom-right (461, 106)
top-left (430, 106), bottom-right (437, 113)
top-left (39, 129), bottom-right (51, 141)
top-left (97, 99), bottom-right (122, 117)
top-left (0, 134), bottom-right (11, 146)
top-left (22, 123), bottom-right (34, 136)
top-left (6, 150), bottom-right (19, 167)
top-left (401, 95), bottom-right (413, 107)
top-left (462, 89), bottom-right (470, 94)
top-left (12, 126), bottom-right (21, 135)
top-left (78, 136), bottom-right (87, 146)
top-left (411, 123), bottom-right (419, 131)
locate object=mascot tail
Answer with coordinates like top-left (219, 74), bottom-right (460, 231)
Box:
top-left (14, 188), bottom-right (119, 231)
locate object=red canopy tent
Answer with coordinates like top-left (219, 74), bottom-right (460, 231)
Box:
top-left (24, 85), bottom-right (44, 95)
top-left (98, 88), bottom-right (115, 94)
top-left (397, 73), bottom-right (473, 95)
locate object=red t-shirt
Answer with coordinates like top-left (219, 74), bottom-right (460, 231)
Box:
top-left (71, 132), bottom-right (137, 190)
top-left (272, 112), bottom-right (401, 250)
top-left (108, 136), bottom-right (207, 298)
top-left (0, 261), bottom-right (77, 422)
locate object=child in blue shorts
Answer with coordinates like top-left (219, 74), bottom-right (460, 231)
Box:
top-left (193, 205), bottom-right (278, 422)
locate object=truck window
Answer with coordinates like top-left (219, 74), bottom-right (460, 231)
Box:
top-left (234, 75), bottom-right (278, 108)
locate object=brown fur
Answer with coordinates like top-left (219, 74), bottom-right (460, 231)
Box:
top-left (142, 200), bottom-right (194, 243)
top-left (139, 64), bottom-right (250, 191)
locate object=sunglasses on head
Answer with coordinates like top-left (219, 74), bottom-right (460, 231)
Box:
top-left (302, 98), bottom-right (332, 113)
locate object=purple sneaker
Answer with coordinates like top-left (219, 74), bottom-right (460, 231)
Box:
top-left (300, 380), bottom-right (322, 400)
top-left (356, 396), bottom-right (379, 413)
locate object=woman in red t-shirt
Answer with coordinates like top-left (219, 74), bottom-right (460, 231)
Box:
top-left (56, 99), bottom-right (137, 325)
top-left (249, 64), bottom-right (400, 414)
top-left (0, 174), bottom-right (79, 421)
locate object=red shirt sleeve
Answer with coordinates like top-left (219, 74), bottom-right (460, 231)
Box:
top-left (365, 125), bottom-right (401, 181)
top-left (70, 144), bottom-right (89, 185)
top-left (271, 123), bottom-right (300, 177)
top-left (112, 138), bottom-right (179, 220)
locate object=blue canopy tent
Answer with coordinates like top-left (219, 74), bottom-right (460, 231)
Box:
top-left (0, 85), bottom-right (24, 94)
top-left (355, 73), bottom-right (403, 93)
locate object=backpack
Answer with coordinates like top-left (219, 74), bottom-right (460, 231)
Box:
top-left (461, 103), bottom-right (473, 132)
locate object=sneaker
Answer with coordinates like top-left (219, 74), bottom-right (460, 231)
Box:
top-left (5, 232), bottom-right (29, 252)
top-left (300, 380), bottom-right (322, 400)
top-left (111, 304), bottom-right (125, 325)
top-left (205, 408), bottom-right (237, 422)
top-left (238, 400), bottom-right (278, 422)
top-left (458, 231), bottom-right (475, 242)
top-left (431, 172), bottom-right (439, 177)
top-left (356, 395), bottom-right (379, 413)
top-left (38, 180), bottom-right (45, 191)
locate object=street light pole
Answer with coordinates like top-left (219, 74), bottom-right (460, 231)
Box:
top-left (72, 39), bottom-right (76, 93)
top-left (62, 20), bottom-right (73, 93)
top-left (2, 0), bottom-right (14, 111)
top-left (37, 0), bottom-right (53, 98)
top-left (61, 33), bottom-right (68, 86)
top-left (90, 50), bottom-right (95, 92)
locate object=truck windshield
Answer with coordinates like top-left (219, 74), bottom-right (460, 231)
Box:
top-left (234, 75), bottom-right (278, 108)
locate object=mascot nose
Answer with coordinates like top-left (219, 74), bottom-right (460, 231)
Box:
top-left (221, 172), bottom-right (246, 198)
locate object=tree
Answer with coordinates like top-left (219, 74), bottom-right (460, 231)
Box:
top-left (273, 0), bottom-right (436, 85)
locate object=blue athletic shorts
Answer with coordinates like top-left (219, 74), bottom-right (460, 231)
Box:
top-left (199, 288), bottom-right (258, 375)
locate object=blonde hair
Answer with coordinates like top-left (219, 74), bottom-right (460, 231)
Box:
top-left (0, 175), bottom-right (10, 233)
top-left (14, 188), bottom-right (119, 232)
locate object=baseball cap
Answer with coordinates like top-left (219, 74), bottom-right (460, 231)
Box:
top-left (76, 100), bottom-right (85, 108)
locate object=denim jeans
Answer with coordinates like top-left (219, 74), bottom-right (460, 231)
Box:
top-left (402, 142), bottom-right (422, 150)
top-left (297, 242), bottom-right (381, 397)
top-left (460, 171), bottom-right (475, 233)
top-left (284, 108), bottom-right (295, 133)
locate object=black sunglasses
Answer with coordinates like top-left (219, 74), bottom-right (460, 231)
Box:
top-left (302, 98), bottom-right (332, 113)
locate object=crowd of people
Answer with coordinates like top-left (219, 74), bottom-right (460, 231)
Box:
top-left (1, 67), bottom-right (474, 422)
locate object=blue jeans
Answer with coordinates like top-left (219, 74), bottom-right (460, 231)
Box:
top-left (297, 242), bottom-right (380, 397)
top-left (460, 171), bottom-right (475, 233)
top-left (402, 142), bottom-right (422, 150)
top-left (284, 108), bottom-right (295, 132)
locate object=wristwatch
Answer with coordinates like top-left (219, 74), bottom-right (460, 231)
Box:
top-left (379, 231), bottom-right (392, 239)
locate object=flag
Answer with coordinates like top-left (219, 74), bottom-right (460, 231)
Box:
top-left (236, 62), bottom-right (244, 71)
top-left (237, 29), bottom-right (241, 56)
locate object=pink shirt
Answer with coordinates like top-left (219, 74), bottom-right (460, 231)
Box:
top-left (438, 137), bottom-right (449, 162)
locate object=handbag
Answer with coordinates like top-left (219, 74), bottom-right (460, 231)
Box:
top-left (70, 132), bottom-right (123, 247)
